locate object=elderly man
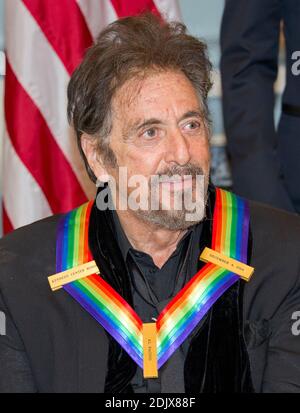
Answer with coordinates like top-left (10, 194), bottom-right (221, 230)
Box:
top-left (0, 13), bottom-right (300, 393)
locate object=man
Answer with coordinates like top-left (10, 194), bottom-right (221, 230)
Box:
top-left (1, 13), bottom-right (300, 393)
top-left (221, 0), bottom-right (300, 213)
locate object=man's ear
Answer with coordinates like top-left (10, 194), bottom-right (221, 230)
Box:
top-left (80, 133), bottom-right (110, 182)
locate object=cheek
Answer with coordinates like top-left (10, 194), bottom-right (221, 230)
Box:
top-left (191, 140), bottom-right (211, 165)
top-left (123, 146), bottom-right (164, 177)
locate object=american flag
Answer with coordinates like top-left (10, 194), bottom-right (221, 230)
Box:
top-left (3, 0), bottom-right (181, 233)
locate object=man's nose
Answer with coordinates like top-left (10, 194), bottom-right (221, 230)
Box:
top-left (164, 128), bottom-right (191, 166)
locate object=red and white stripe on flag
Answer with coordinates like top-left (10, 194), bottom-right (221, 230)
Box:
top-left (3, 0), bottom-right (181, 234)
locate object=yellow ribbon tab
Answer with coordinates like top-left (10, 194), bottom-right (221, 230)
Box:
top-left (142, 323), bottom-right (158, 378)
top-left (48, 260), bottom-right (99, 291)
top-left (200, 247), bottom-right (254, 282)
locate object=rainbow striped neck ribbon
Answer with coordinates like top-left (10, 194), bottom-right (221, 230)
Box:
top-left (56, 187), bottom-right (250, 372)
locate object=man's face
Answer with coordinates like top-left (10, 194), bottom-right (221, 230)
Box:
top-left (94, 70), bottom-right (211, 229)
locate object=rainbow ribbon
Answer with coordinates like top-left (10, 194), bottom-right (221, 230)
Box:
top-left (56, 188), bottom-right (250, 370)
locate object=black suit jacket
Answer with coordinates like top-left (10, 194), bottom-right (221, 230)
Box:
top-left (221, 0), bottom-right (300, 212)
top-left (0, 200), bottom-right (300, 392)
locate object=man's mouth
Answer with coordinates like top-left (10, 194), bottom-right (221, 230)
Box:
top-left (159, 176), bottom-right (194, 191)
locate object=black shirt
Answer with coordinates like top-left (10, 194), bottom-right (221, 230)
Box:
top-left (111, 211), bottom-right (204, 393)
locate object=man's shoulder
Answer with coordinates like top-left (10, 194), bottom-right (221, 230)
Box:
top-left (0, 213), bottom-right (63, 254)
top-left (245, 199), bottom-right (300, 319)
top-left (0, 213), bottom-right (64, 287)
top-left (249, 199), bottom-right (300, 243)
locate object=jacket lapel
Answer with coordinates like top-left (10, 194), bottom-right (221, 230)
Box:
top-left (75, 299), bottom-right (109, 392)
top-left (88, 200), bottom-right (137, 392)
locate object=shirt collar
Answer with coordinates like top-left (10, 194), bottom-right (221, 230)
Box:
top-left (111, 209), bottom-right (200, 263)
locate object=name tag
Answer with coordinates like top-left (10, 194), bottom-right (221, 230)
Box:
top-left (48, 261), bottom-right (99, 291)
top-left (200, 247), bottom-right (254, 281)
top-left (142, 323), bottom-right (158, 378)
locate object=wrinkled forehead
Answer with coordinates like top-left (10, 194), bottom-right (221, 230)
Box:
top-left (111, 70), bottom-right (201, 121)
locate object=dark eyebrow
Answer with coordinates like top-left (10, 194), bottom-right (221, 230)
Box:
top-left (179, 110), bottom-right (203, 122)
top-left (136, 118), bottom-right (164, 131)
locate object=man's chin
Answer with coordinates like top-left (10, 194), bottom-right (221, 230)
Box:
top-left (134, 208), bottom-right (205, 231)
